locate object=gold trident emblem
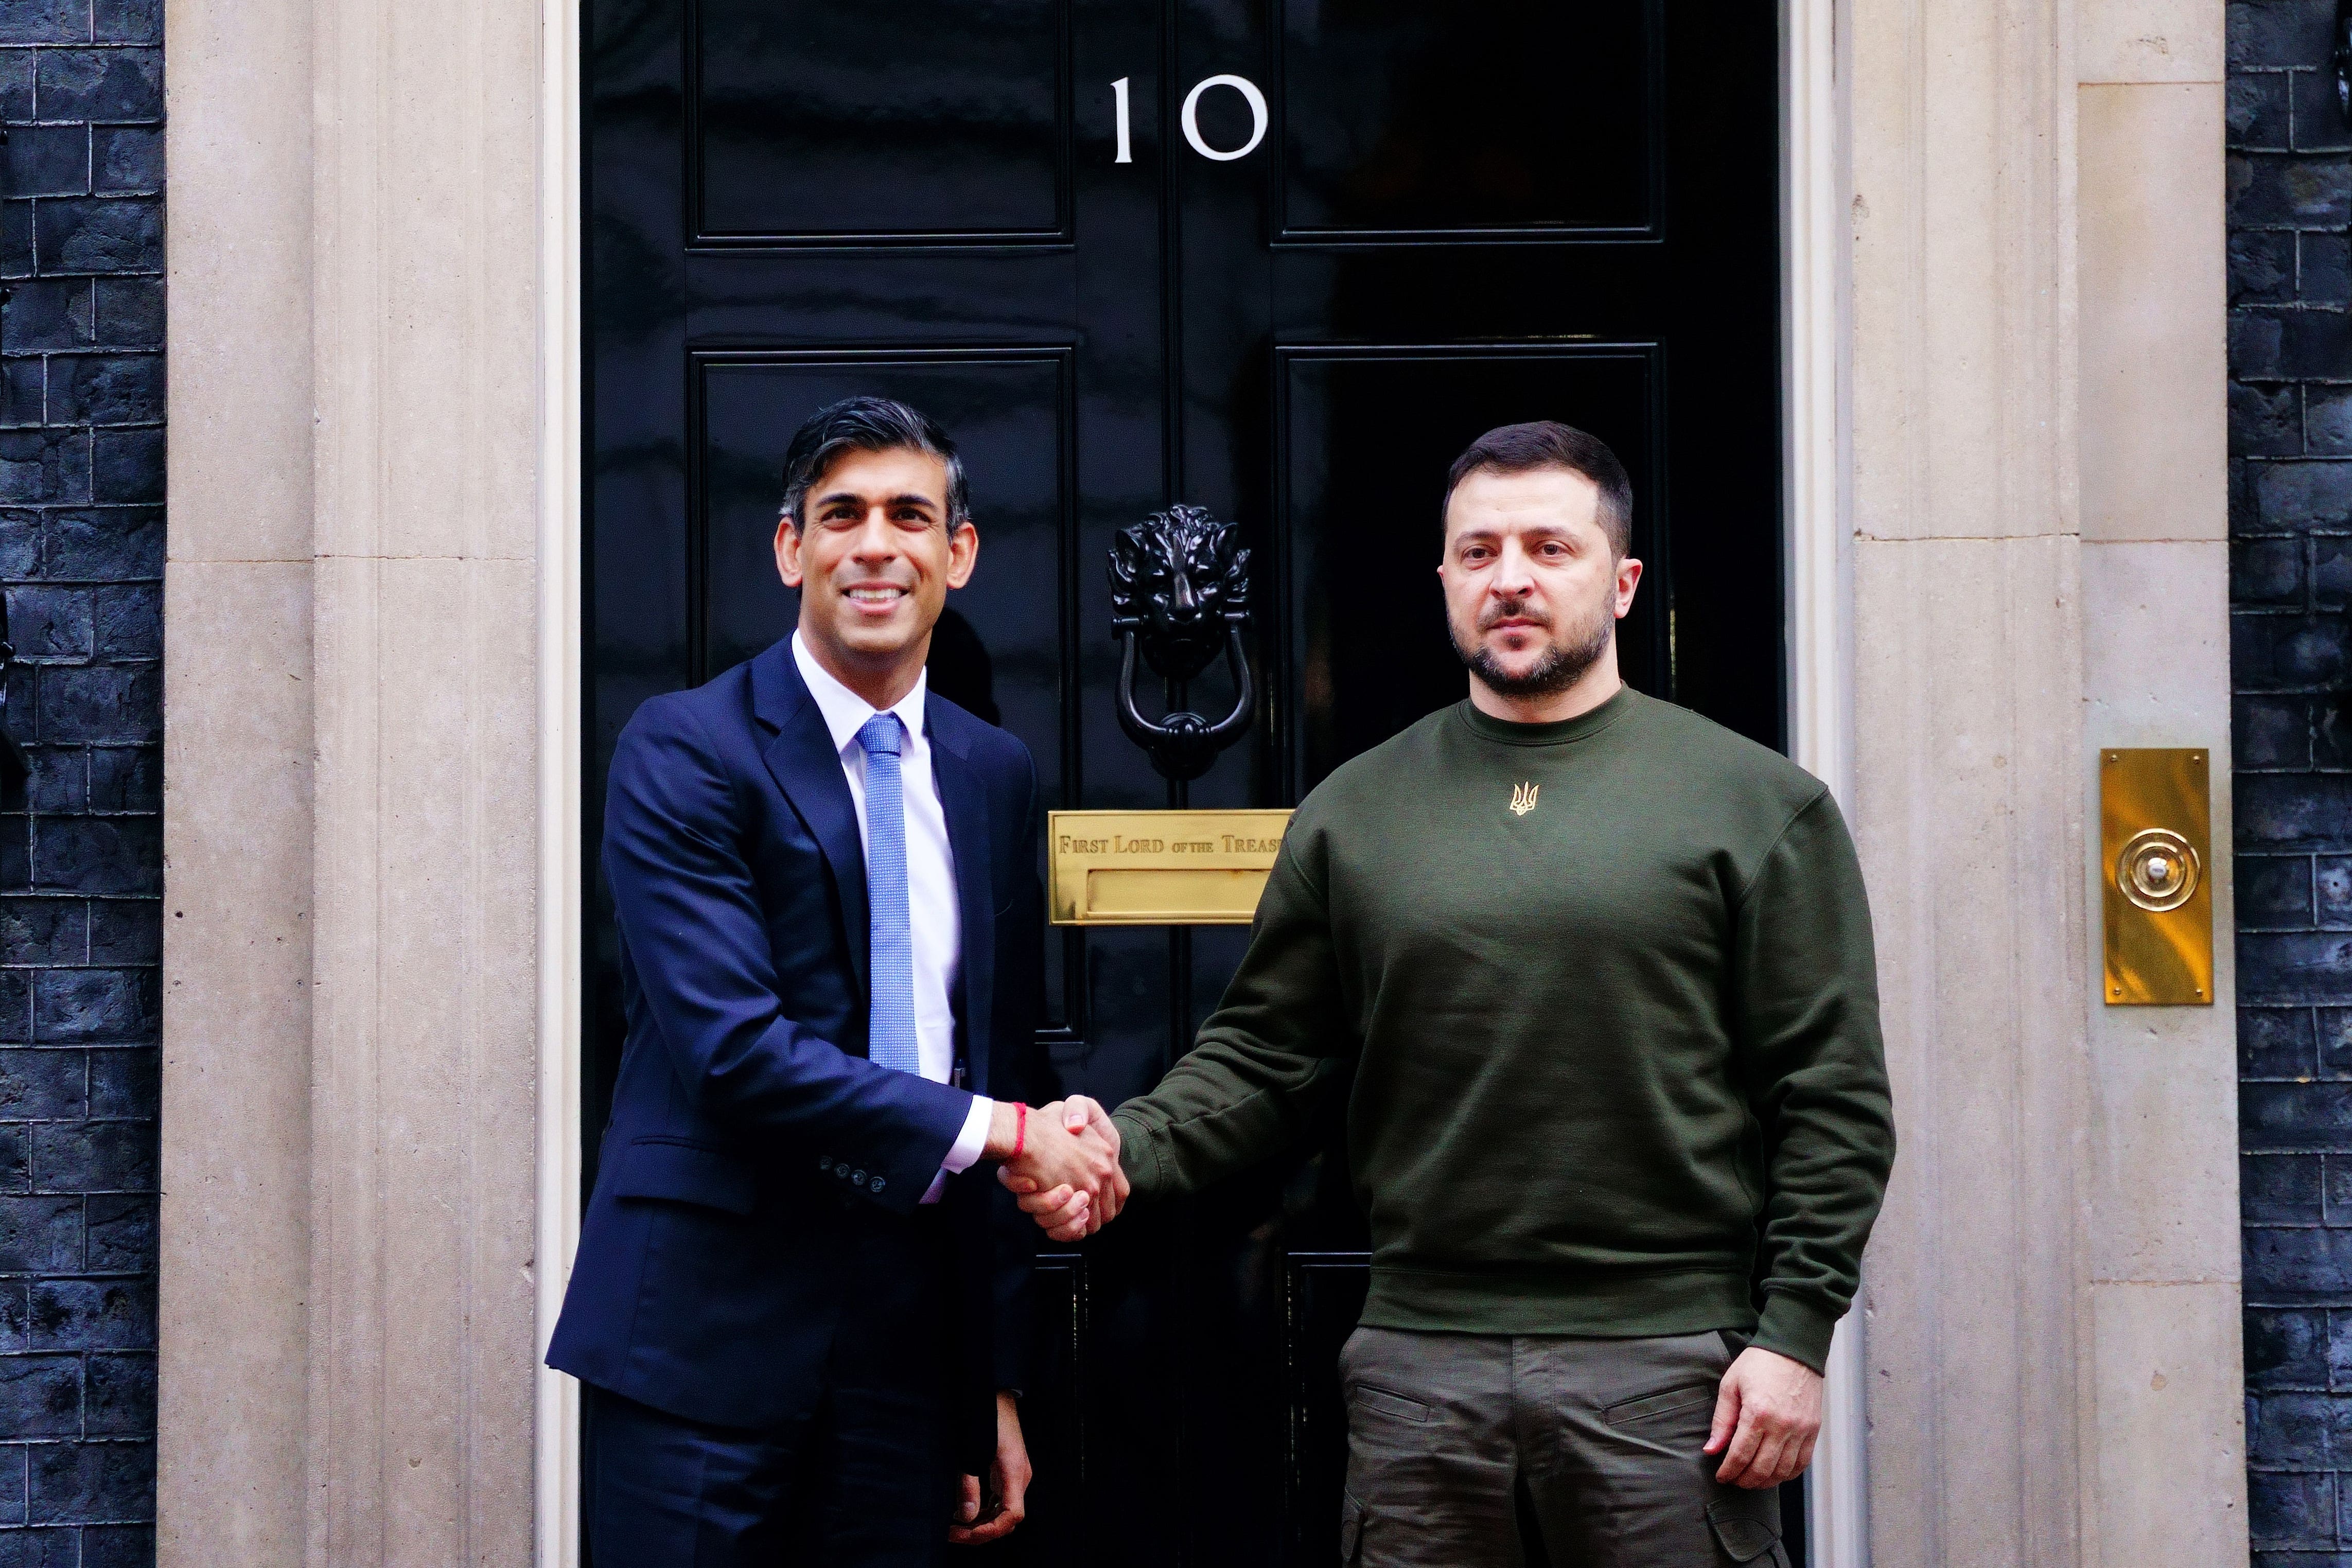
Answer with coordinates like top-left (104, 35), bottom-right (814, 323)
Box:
top-left (1510, 781), bottom-right (1539, 817)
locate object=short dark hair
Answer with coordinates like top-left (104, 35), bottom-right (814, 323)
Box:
top-left (779, 396), bottom-right (970, 530)
top-left (1443, 421), bottom-right (1633, 557)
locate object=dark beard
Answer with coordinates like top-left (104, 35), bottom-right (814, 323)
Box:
top-left (1451, 603), bottom-right (1614, 698)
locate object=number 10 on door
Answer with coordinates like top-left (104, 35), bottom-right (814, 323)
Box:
top-left (1111, 75), bottom-right (1271, 165)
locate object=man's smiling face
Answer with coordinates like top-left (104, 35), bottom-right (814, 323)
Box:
top-left (775, 444), bottom-right (978, 676)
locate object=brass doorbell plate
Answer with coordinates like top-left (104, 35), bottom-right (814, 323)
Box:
top-left (2099, 748), bottom-right (2213, 1006)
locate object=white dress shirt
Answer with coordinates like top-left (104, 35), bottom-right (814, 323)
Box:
top-left (793, 632), bottom-right (994, 1202)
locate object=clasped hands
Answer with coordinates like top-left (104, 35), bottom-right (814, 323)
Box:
top-left (988, 1097), bottom-right (1126, 1241)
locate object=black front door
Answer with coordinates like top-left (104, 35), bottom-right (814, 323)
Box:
top-left (585, 3), bottom-right (1785, 1562)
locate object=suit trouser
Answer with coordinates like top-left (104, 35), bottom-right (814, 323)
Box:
top-left (1338, 1326), bottom-right (1790, 1568)
top-left (585, 1206), bottom-right (958, 1568)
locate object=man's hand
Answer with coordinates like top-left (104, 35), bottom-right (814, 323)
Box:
top-left (997, 1097), bottom-right (1128, 1241)
top-left (1704, 1346), bottom-right (1823, 1489)
top-left (989, 1098), bottom-right (1125, 1240)
top-left (949, 1391), bottom-right (1030, 1545)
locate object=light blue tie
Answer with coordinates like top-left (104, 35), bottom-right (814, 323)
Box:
top-left (857, 714), bottom-right (921, 1076)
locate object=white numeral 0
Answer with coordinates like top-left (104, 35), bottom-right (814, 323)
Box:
top-left (1181, 74), bottom-right (1268, 162)
top-left (1108, 73), bottom-right (1270, 165)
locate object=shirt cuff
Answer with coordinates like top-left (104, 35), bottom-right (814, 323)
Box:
top-left (920, 1095), bottom-right (995, 1205)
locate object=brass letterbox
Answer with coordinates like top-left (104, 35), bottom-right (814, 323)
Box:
top-left (1048, 809), bottom-right (1293, 926)
top-left (2099, 748), bottom-right (2214, 1006)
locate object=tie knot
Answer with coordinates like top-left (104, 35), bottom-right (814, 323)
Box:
top-left (856, 713), bottom-right (903, 758)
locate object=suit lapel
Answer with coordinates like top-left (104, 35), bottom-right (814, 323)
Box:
top-left (751, 645), bottom-right (870, 998)
top-left (931, 725), bottom-right (995, 1086)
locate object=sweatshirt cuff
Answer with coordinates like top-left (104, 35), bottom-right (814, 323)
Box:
top-left (1751, 1292), bottom-right (1840, 1375)
top-left (1111, 1109), bottom-right (1166, 1200)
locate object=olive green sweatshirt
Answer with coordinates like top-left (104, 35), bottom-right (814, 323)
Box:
top-left (1110, 688), bottom-right (1894, 1372)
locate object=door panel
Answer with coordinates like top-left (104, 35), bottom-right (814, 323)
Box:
top-left (692, 349), bottom-right (1081, 1024)
top-left (1276, 345), bottom-right (1661, 789)
top-left (1273, 0), bottom-right (1658, 240)
top-left (587, 3), bottom-right (1788, 1562)
top-left (690, 0), bottom-right (1073, 243)
top-left (692, 351), bottom-right (1073, 734)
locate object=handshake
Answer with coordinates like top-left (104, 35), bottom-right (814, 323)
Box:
top-left (983, 1097), bottom-right (1129, 1242)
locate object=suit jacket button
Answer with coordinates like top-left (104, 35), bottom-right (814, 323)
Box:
top-left (818, 1157), bottom-right (832, 1171)
top-left (871, 1177), bottom-right (886, 1193)
top-left (851, 1170), bottom-right (865, 1185)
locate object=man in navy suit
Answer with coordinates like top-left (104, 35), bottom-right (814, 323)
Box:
top-left (548, 397), bottom-right (1125, 1564)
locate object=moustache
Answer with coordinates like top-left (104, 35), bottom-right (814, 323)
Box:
top-left (1477, 603), bottom-right (1553, 632)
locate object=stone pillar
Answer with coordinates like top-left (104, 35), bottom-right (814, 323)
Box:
top-left (2073, 2), bottom-right (2249, 1561)
top-left (1846, 0), bottom-right (2093, 1561)
top-left (160, 0), bottom-right (544, 1560)
top-left (159, 0), bottom-right (317, 1558)
top-left (305, 0), bottom-right (541, 1559)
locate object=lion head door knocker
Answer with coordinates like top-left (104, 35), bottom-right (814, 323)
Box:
top-left (1107, 503), bottom-right (1254, 782)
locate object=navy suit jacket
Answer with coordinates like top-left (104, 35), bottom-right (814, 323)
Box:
top-left (547, 639), bottom-right (1044, 1464)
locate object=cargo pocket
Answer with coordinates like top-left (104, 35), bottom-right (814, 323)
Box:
top-left (1338, 1490), bottom-right (1366, 1565)
top-left (1706, 1493), bottom-right (1787, 1565)
top-left (1603, 1380), bottom-right (1717, 1430)
top-left (1346, 1378), bottom-right (1437, 1467)
top-left (1353, 1383), bottom-right (1433, 1424)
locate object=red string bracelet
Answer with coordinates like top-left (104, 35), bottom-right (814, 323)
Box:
top-left (1011, 1102), bottom-right (1028, 1161)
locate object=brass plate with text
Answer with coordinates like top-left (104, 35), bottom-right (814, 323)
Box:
top-left (2100, 748), bottom-right (2214, 1006)
top-left (1049, 809), bottom-right (1294, 926)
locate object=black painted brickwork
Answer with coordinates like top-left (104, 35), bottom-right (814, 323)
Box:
top-left (2234, 3), bottom-right (2352, 1562)
top-left (0, 0), bottom-right (161, 1561)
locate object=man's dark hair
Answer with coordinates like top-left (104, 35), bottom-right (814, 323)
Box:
top-left (779, 395), bottom-right (970, 530)
top-left (1443, 421), bottom-right (1634, 557)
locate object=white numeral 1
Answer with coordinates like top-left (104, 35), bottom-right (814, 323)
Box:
top-left (1112, 76), bottom-right (1133, 164)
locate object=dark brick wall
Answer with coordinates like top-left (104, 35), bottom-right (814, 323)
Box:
top-left (0, 0), bottom-right (162, 1561)
top-left (2234, 2), bottom-right (2352, 1561)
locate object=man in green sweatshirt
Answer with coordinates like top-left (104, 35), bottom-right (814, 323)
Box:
top-left (1014, 421), bottom-right (1894, 1567)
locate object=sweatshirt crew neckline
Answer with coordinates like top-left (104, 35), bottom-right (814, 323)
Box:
top-left (1451, 683), bottom-right (1636, 747)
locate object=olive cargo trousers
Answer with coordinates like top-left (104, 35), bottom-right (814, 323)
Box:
top-left (1338, 1326), bottom-right (1789, 1567)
